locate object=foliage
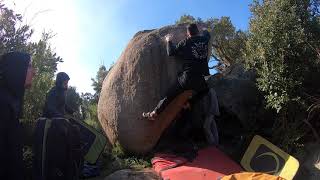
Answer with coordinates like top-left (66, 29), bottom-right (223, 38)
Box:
top-left (0, 3), bottom-right (62, 122)
top-left (175, 14), bottom-right (198, 24)
top-left (83, 103), bottom-right (102, 131)
top-left (0, 3), bottom-right (32, 54)
top-left (207, 17), bottom-right (247, 72)
top-left (270, 103), bottom-right (308, 152)
top-left (244, 0), bottom-right (320, 151)
top-left (80, 93), bottom-right (93, 119)
top-left (23, 33), bottom-right (62, 122)
top-left (81, 93), bottom-right (96, 119)
top-left (91, 65), bottom-right (110, 101)
top-left (245, 0), bottom-right (320, 112)
top-left (65, 86), bottom-right (82, 119)
top-left (82, 64), bottom-right (112, 131)
top-left (80, 92), bottom-right (102, 131)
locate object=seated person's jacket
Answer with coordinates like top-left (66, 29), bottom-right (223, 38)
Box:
top-left (43, 73), bottom-right (70, 118)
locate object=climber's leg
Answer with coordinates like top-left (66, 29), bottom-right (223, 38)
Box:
top-left (143, 79), bottom-right (184, 120)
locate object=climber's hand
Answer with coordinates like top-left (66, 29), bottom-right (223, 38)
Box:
top-left (165, 34), bottom-right (173, 42)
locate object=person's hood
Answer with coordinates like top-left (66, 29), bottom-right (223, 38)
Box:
top-left (55, 72), bottom-right (70, 89)
top-left (0, 52), bottom-right (31, 99)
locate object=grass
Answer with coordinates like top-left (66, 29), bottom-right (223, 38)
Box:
top-left (96, 142), bottom-right (152, 178)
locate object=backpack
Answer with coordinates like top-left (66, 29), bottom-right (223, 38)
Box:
top-left (33, 118), bottom-right (83, 180)
top-left (67, 117), bottom-right (107, 164)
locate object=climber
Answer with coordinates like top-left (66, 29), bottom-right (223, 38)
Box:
top-left (143, 23), bottom-right (211, 120)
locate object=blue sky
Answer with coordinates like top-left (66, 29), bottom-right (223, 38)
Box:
top-left (6, 0), bottom-right (252, 93)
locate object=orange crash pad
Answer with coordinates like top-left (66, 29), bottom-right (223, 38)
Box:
top-left (221, 172), bottom-right (286, 180)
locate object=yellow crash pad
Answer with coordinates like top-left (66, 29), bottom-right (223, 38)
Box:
top-left (240, 135), bottom-right (299, 180)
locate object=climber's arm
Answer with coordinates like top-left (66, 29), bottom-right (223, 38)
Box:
top-left (202, 29), bottom-right (211, 41)
top-left (166, 39), bottom-right (187, 57)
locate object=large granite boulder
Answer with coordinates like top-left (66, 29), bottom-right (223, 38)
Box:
top-left (98, 24), bottom-right (210, 154)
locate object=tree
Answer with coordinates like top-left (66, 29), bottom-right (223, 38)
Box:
top-left (80, 92), bottom-right (94, 120)
top-left (0, 2), bottom-right (62, 123)
top-left (83, 63), bottom-right (113, 129)
top-left (245, 0), bottom-right (320, 112)
top-left (0, 3), bottom-right (32, 54)
top-left (84, 64), bottom-right (112, 129)
top-left (65, 86), bottom-right (82, 116)
top-left (245, 0), bottom-right (320, 151)
top-left (207, 17), bottom-right (247, 72)
top-left (80, 92), bottom-right (102, 130)
top-left (175, 14), bottom-right (197, 24)
top-left (91, 65), bottom-right (110, 101)
top-left (23, 33), bottom-right (62, 122)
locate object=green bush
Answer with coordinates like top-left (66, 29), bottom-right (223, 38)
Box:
top-left (245, 0), bottom-right (320, 112)
top-left (245, 0), bottom-right (320, 151)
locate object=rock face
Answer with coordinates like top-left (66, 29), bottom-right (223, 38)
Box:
top-left (98, 24), bottom-right (209, 154)
top-left (206, 64), bottom-right (265, 130)
top-left (104, 169), bottom-right (160, 180)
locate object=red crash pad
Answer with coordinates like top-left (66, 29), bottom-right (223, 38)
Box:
top-left (152, 146), bottom-right (243, 180)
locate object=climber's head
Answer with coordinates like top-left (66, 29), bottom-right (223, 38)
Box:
top-left (187, 23), bottom-right (199, 37)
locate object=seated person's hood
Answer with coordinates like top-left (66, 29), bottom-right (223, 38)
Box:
top-left (55, 72), bottom-right (70, 90)
top-left (0, 52), bottom-right (31, 99)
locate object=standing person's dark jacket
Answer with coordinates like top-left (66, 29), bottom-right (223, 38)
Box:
top-left (0, 52), bottom-right (31, 180)
top-left (42, 72), bottom-right (70, 118)
top-left (167, 31), bottom-right (210, 91)
top-left (166, 30), bottom-right (210, 92)
top-left (167, 30), bottom-right (210, 76)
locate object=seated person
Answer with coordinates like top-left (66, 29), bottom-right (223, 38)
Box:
top-left (42, 72), bottom-right (70, 118)
top-left (0, 52), bottom-right (35, 180)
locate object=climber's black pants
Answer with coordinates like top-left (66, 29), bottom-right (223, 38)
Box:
top-left (154, 79), bottom-right (184, 114)
top-left (153, 72), bottom-right (208, 114)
